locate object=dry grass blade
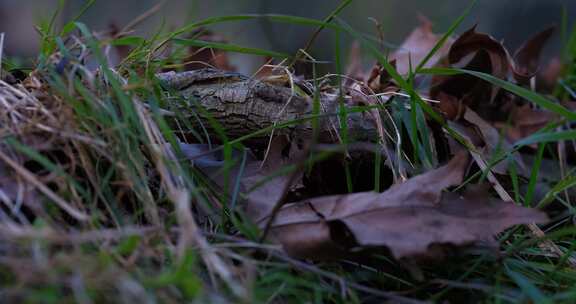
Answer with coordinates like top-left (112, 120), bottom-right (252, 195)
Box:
top-left (0, 148), bottom-right (89, 221)
top-left (0, 224), bottom-right (157, 243)
top-left (134, 98), bottom-right (248, 299)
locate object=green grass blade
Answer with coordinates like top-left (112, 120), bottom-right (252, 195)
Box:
top-left (173, 39), bottom-right (290, 58)
top-left (415, 0), bottom-right (476, 72)
top-left (422, 67), bottom-right (576, 121)
top-left (515, 129), bottom-right (576, 147)
top-left (505, 267), bottom-right (551, 304)
top-left (172, 14), bottom-right (344, 40)
top-left (524, 143), bottom-right (546, 206)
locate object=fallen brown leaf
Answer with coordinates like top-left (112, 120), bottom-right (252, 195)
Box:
top-left (360, 16), bottom-right (452, 94)
top-left (266, 152), bottom-right (547, 260)
top-left (448, 25), bottom-right (510, 80)
top-left (500, 103), bottom-right (559, 143)
top-left (512, 26), bottom-right (556, 84)
top-left (460, 108), bottom-right (527, 175)
top-left (431, 26), bottom-right (512, 120)
top-left (180, 136), bottom-right (306, 221)
top-left (391, 15), bottom-right (453, 76)
top-left (537, 57), bottom-right (563, 92)
top-left (436, 90), bottom-right (464, 120)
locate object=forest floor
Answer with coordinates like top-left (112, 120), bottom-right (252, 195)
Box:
top-left (1, 1), bottom-right (576, 303)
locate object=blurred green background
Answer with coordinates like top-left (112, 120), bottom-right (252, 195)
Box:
top-left (0, 0), bottom-right (574, 72)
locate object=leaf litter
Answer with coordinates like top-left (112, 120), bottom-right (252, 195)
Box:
top-left (266, 151), bottom-right (546, 260)
top-left (0, 9), bottom-right (575, 303)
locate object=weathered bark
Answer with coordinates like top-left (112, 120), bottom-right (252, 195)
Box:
top-left (156, 69), bottom-right (377, 143)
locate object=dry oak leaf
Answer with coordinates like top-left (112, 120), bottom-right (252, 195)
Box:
top-left (460, 108), bottom-right (528, 175)
top-left (391, 15), bottom-right (454, 76)
top-left (361, 16), bottom-right (452, 93)
top-left (179, 136), bottom-right (306, 221)
top-left (431, 26), bottom-right (511, 119)
top-left (512, 26), bottom-right (556, 84)
top-left (495, 103), bottom-right (559, 144)
top-left (537, 57), bottom-right (563, 92)
top-left (448, 25), bottom-right (510, 80)
top-left (267, 152), bottom-right (547, 260)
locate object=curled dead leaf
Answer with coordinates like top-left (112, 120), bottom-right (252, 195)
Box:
top-left (431, 26), bottom-right (512, 120)
top-left (448, 25), bottom-right (510, 80)
top-left (436, 91), bottom-right (465, 120)
top-left (513, 26), bottom-right (556, 84)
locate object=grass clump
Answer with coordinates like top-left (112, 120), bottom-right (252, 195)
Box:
top-left (0, 1), bottom-right (576, 303)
